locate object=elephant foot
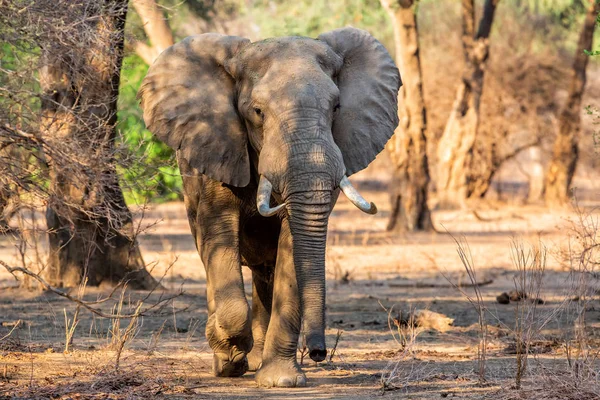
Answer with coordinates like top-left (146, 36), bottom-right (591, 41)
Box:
top-left (255, 359), bottom-right (306, 388)
top-left (213, 349), bottom-right (249, 377)
top-left (206, 300), bottom-right (253, 377)
top-left (247, 347), bottom-right (263, 371)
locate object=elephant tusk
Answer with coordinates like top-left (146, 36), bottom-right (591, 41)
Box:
top-left (339, 176), bottom-right (378, 215)
top-left (257, 175), bottom-right (286, 217)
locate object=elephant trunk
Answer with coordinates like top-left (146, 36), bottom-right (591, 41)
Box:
top-left (286, 190), bottom-right (332, 362)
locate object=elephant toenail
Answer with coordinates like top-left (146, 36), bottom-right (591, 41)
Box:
top-left (296, 375), bottom-right (307, 387)
top-left (277, 377), bottom-right (294, 387)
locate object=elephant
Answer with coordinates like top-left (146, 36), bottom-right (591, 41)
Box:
top-left (138, 27), bottom-right (401, 387)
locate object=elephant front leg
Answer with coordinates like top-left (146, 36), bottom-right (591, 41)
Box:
top-left (247, 267), bottom-right (273, 371)
top-left (180, 161), bottom-right (253, 377)
top-left (255, 218), bottom-right (306, 387)
top-left (202, 240), bottom-right (253, 377)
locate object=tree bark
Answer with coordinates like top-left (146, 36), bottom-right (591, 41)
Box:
top-left (40, 1), bottom-right (157, 289)
top-left (467, 128), bottom-right (540, 200)
top-left (527, 147), bottom-right (545, 203)
top-left (544, 0), bottom-right (599, 206)
top-left (435, 0), bottom-right (500, 208)
top-left (380, 0), bottom-right (432, 232)
top-left (130, 0), bottom-right (174, 64)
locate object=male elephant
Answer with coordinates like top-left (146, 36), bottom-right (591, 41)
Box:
top-left (138, 27), bottom-right (401, 387)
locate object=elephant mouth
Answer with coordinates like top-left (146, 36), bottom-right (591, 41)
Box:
top-left (256, 175), bottom-right (377, 216)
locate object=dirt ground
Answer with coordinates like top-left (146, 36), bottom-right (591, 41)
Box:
top-left (0, 169), bottom-right (599, 399)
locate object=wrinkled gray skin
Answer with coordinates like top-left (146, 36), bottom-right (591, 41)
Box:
top-left (139, 27), bottom-right (400, 387)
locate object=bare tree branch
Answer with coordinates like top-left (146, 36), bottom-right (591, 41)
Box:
top-left (0, 260), bottom-right (183, 319)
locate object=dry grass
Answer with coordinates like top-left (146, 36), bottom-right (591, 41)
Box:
top-left (440, 235), bottom-right (489, 385)
top-left (378, 302), bottom-right (436, 392)
top-left (442, 204), bottom-right (600, 399)
top-left (3, 361), bottom-right (197, 400)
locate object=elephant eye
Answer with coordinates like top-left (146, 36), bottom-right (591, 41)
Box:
top-left (333, 103), bottom-right (341, 113)
top-left (253, 107), bottom-right (263, 117)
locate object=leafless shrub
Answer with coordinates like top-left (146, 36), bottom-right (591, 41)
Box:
top-left (0, 319), bottom-right (23, 343)
top-left (0, 261), bottom-right (183, 319)
top-left (327, 329), bottom-right (343, 364)
top-left (446, 235), bottom-right (570, 392)
top-left (147, 320), bottom-right (167, 355)
top-left (326, 248), bottom-right (354, 284)
top-left (299, 333), bottom-right (308, 366)
top-left (63, 306), bottom-right (81, 354)
top-left (441, 235), bottom-right (489, 385)
top-left (381, 356), bottom-right (436, 393)
top-left (181, 318), bottom-right (202, 351)
top-left (108, 288), bottom-right (143, 370)
top-left (379, 302), bottom-right (423, 352)
top-left (378, 302), bottom-right (437, 392)
top-left (539, 205), bottom-right (600, 397)
top-left (486, 205), bottom-right (600, 398)
top-left (5, 363), bottom-right (169, 399)
top-left (510, 239), bottom-right (554, 389)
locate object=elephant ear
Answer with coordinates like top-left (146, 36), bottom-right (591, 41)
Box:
top-left (138, 34), bottom-right (251, 187)
top-left (318, 27), bottom-right (401, 176)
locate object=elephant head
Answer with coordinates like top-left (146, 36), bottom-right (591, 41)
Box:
top-left (138, 28), bottom-right (401, 362)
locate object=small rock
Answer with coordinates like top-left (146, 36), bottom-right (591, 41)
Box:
top-left (497, 292), bottom-right (510, 304)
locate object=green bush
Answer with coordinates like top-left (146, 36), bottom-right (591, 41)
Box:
top-left (117, 54), bottom-right (182, 205)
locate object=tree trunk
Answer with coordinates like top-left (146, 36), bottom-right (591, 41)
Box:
top-left (40, 1), bottom-right (157, 289)
top-left (130, 0), bottom-right (174, 64)
top-left (381, 0), bottom-right (432, 232)
top-left (435, 0), bottom-right (500, 208)
top-left (527, 147), bottom-right (545, 203)
top-left (544, 0), bottom-right (599, 206)
top-left (0, 186), bottom-right (11, 233)
top-left (467, 129), bottom-right (540, 200)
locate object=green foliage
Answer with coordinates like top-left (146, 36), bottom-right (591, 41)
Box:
top-left (585, 10), bottom-right (600, 55)
top-left (517, 0), bottom-right (588, 25)
top-left (0, 41), bottom-right (41, 125)
top-left (117, 54), bottom-right (182, 205)
top-left (244, 0), bottom-right (392, 49)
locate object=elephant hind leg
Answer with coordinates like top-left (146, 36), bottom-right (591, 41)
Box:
top-left (247, 266), bottom-right (274, 371)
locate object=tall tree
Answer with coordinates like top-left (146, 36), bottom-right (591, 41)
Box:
top-left (435, 0), bottom-right (500, 208)
top-left (40, 0), bottom-right (156, 288)
top-left (130, 0), bottom-right (174, 65)
top-left (380, 0), bottom-right (432, 232)
top-left (544, 0), bottom-right (600, 206)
